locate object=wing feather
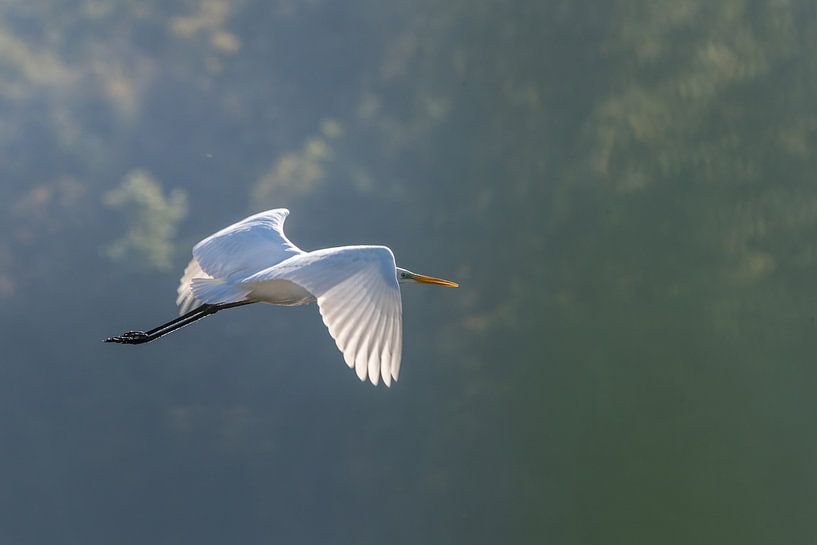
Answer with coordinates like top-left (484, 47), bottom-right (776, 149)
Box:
top-left (380, 310), bottom-right (395, 387)
top-left (244, 246), bottom-right (403, 385)
top-left (367, 305), bottom-right (388, 386)
top-left (324, 277), bottom-right (370, 343)
top-left (346, 277), bottom-right (381, 382)
top-left (192, 209), bottom-right (303, 281)
top-left (176, 257), bottom-right (209, 315)
top-left (392, 299), bottom-right (403, 380)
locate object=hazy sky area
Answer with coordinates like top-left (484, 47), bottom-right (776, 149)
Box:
top-left (1, 1), bottom-right (817, 544)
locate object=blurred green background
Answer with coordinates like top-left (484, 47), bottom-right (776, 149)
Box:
top-left (1, 1), bottom-right (816, 543)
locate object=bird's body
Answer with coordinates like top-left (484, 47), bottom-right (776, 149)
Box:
top-left (107, 209), bottom-right (458, 386)
top-left (246, 277), bottom-right (315, 306)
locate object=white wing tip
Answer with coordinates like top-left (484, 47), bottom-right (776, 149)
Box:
top-left (355, 354), bottom-right (367, 381)
top-left (251, 207), bottom-right (290, 223)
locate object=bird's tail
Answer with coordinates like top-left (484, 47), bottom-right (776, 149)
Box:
top-left (190, 278), bottom-right (250, 305)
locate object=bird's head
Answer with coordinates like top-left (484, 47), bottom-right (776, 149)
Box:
top-left (396, 267), bottom-right (459, 288)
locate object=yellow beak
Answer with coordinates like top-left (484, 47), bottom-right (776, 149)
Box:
top-left (410, 273), bottom-right (459, 288)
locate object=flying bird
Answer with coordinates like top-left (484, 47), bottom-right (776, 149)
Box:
top-left (105, 209), bottom-right (458, 386)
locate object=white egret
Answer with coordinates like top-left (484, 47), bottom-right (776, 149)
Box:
top-left (106, 208), bottom-right (458, 386)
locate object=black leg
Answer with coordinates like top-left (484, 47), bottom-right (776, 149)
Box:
top-left (104, 301), bottom-right (255, 345)
top-left (105, 305), bottom-right (216, 344)
top-left (144, 304), bottom-right (216, 335)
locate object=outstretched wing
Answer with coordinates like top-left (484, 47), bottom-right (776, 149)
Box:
top-left (245, 246), bottom-right (403, 386)
top-left (176, 209), bottom-right (303, 314)
top-left (193, 208), bottom-right (303, 280)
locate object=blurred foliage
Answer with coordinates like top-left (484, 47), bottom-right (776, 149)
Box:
top-left (253, 119), bottom-right (342, 205)
top-left (587, 1), bottom-right (817, 284)
top-left (1, 0), bottom-right (816, 544)
top-left (104, 169), bottom-right (188, 270)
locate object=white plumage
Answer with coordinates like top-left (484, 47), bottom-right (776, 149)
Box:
top-left (167, 208), bottom-right (457, 386)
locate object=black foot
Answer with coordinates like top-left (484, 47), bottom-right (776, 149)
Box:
top-left (104, 331), bottom-right (149, 344)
